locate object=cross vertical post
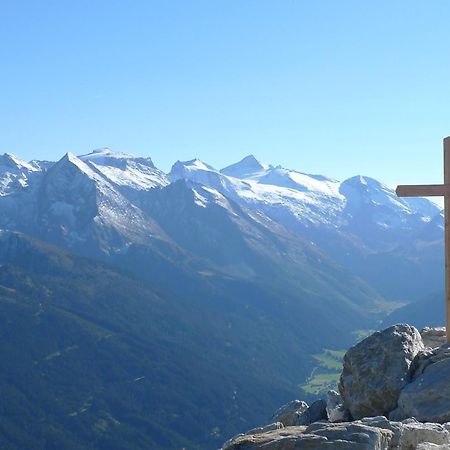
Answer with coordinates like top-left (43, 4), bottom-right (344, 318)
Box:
top-left (396, 137), bottom-right (450, 342)
top-left (445, 137), bottom-right (450, 342)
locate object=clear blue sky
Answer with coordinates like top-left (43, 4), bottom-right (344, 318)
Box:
top-left (2, 0), bottom-right (450, 187)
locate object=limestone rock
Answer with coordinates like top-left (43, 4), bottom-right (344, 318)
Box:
top-left (221, 427), bottom-right (326, 449)
top-left (339, 324), bottom-right (424, 419)
top-left (409, 345), bottom-right (450, 381)
top-left (222, 325), bottom-right (450, 450)
top-left (421, 327), bottom-right (446, 349)
top-left (359, 416), bottom-right (403, 448)
top-left (244, 422), bottom-right (284, 436)
top-left (416, 444), bottom-right (450, 450)
top-left (222, 416), bottom-right (450, 450)
top-left (391, 345), bottom-right (450, 423)
top-left (327, 389), bottom-right (351, 423)
top-left (305, 421), bottom-right (393, 449)
top-left (398, 421), bottom-right (450, 449)
top-left (308, 418), bottom-right (450, 449)
top-left (221, 423), bottom-right (286, 449)
top-left (358, 415), bottom-right (450, 448)
top-left (271, 400), bottom-right (308, 426)
top-left (222, 422), bottom-right (393, 449)
top-left (296, 399), bottom-right (327, 425)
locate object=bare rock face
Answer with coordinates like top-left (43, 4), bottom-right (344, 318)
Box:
top-left (327, 390), bottom-right (351, 423)
top-left (398, 421), bottom-right (450, 449)
top-left (416, 444), bottom-right (450, 450)
top-left (360, 417), bottom-right (450, 449)
top-left (271, 400), bottom-right (309, 426)
top-left (391, 345), bottom-right (450, 423)
top-left (222, 422), bottom-right (393, 449)
top-left (421, 327), bottom-right (446, 349)
top-left (339, 324), bottom-right (424, 419)
top-left (222, 417), bottom-right (450, 450)
top-left (296, 399), bottom-right (327, 426)
top-left (359, 416), bottom-right (404, 448)
top-left (271, 399), bottom-right (327, 427)
top-left (244, 422), bottom-right (284, 436)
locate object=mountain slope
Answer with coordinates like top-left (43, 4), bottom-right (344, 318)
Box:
top-left (383, 291), bottom-right (445, 329)
top-left (171, 156), bottom-right (443, 301)
top-left (0, 230), bottom-right (378, 449)
top-left (144, 179), bottom-right (385, 318)
top-left (0, 148), bottom-right (444, 449)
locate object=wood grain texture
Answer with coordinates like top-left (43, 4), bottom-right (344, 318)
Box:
top-left (444, 137), bottom-right (450, 342)
top-left (396, 184), bottom-right (450, 197)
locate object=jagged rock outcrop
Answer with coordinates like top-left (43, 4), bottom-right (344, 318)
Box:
top-left (222, 325), bottom-right (450, 450)
top-left (222, 422), bottom-right (393, 449)
top-left (359, 416), bottom-right (450, 449)
top-left (421, 327), bottom-right (446, 349)
top-left (327, 390), bottom-right (351, 423)
top-left (391, 345), bottom-right (450, 423)
top-left (272, 400), bottom-right (309, 426)
top-left (296, 399), bottom-right (328, 426)
top-left (271, 399), bottom-right (328, 427)
top-left (222, 417), bottom-right (450, 450)
top-left (338, 324), bottom-right (424, 419)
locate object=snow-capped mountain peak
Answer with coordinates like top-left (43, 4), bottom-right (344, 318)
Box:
top-left (220, 154), bottom-right (268, 179)
top-left (169, 159), bottom-right (218, 183)
top-left (55, 152), bottom-right (100, 178)
top-left (0, 148), bottom-right (442, 267)
top-left (340, 175), bottom-right (439, 218)
top-left (93, 147), bottom-right (112, 154)
top-left (255, 167), bottom-right (342, 197)
top-left (78, 148), bottom-right (168, 191)
top-left (171, 159), bottom-right (216, 176)
top-left (79, 148), bottom-right (155, 168)
top-left (0, 153), bottom-right (38, 172)
top-left (0, 153), bottom-right (45, 196)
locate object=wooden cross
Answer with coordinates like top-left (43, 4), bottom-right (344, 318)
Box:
top-left (396, 136), bottom-right (450, 342)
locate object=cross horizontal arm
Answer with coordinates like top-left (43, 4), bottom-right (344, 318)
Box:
top-left (396, 184), bottom-right (450, 197)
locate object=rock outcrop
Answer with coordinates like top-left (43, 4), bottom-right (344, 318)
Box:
top-left (296, 399), bottom-right (328, 425)
top-left (271, 400), bottom-right (309, 426)
top-left (326, 390), bottom-right (351, 423)
top-left (222, 324), bottom-right (450, 450)
top-left (391, 345), bottom-right (450, 423)
top-left (421, 327), bottom-right (447, 349)
top-left (271, 399), bottom-right (328, 427)
top-left (338, 324), bottom-right (424, 419)
top-left (222, 417), bottom-right (450, 450)
top-left (222, 422), bottom-right (393, 449)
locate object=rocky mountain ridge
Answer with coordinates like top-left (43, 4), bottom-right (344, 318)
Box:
top-left (0, 149), bottom-right (443, 304)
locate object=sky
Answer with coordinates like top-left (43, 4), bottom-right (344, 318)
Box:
top-left (2, 1), bottom-right (450, 188)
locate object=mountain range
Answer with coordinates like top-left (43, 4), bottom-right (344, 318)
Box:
top-left (0, 148), bottom-right (444, 449)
